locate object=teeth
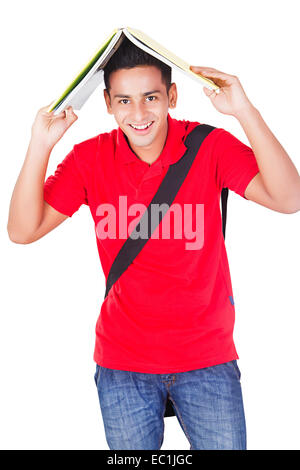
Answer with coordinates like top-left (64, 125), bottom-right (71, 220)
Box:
top-left (130, 121), bottom-right (153, 130)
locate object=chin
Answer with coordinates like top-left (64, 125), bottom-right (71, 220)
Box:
top-left (131, 134), bottom-right (156, 148)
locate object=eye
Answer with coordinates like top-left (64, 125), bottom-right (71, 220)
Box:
top-left (146, 96), bottom-right (157, 102)
top-left (119, 99), bottom-right (130, 104)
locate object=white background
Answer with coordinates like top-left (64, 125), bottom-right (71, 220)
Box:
top-left (1, 0), bottom-right (299, 450)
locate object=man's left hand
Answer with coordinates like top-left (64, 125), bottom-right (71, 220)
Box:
top-left (189, 66), bottom-right (253, 117)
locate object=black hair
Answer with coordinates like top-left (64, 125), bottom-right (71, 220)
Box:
top-left (103, 37), bottom-right (172, 98)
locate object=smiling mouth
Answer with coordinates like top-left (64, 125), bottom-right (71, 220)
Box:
top-left (129, 121), bottom-right (154, 132)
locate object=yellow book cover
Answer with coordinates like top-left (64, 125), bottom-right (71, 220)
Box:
top-left (125, 27), bottom-right (218, 90)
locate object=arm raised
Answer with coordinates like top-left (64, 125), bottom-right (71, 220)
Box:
top-left (7, 103), bottom-right (78, 244)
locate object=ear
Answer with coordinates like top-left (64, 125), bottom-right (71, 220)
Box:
top-left (104, 89), bottom-right (113, 114)
top-left (168, 82), bottom-right (178, 108)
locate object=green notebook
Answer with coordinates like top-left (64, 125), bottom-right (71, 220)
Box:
top-left (48, 26), bottom-right (219, 115)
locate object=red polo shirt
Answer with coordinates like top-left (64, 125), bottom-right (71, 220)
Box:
top-left (44, 113), bottom-right (259, 373)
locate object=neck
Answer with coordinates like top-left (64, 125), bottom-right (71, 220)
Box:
top-left (126, 120), bottom-right (168, 166)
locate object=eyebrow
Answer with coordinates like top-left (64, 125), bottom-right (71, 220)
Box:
top-left (113, 90), bottom-right (162, 99)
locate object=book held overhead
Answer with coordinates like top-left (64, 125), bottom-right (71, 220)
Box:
top-left (47, 26), bottom-right (220, 115)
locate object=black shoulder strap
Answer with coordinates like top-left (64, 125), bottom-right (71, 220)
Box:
top-left (104, 124), bottom-right (217, 299)
top-left (221, 187), bottom-right (229, 239)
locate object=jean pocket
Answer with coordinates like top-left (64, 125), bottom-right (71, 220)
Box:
top-left (94, 364), bottom-right (101, 386)
top-left (229, 360), bottom-right (241, 381)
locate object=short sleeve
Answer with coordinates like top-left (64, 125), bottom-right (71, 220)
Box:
top-left (214, 128), bottom-right (260, 199)
top-left (44, 147), bottom-right (88, 217)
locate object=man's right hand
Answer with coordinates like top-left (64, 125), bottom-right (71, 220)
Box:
top-left (31, 102), bottom-right (78, 149)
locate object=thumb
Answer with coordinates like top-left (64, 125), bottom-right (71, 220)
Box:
top-left (203, 86), bottom-right (211, 96)
top-left (64, 106), bottom-right (78, 124)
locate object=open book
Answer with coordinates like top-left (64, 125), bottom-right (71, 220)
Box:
top-left (47, 27), bottom-right (220, 115)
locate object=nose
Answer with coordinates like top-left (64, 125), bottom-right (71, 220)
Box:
top-left (130, 102), bottom-right (149, 124)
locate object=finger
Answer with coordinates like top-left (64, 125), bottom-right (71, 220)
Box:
top-left (42, 100), bottom-right (56, 111)
top-left (64, 106), bottom-right (75, 117)
top-left (201, 70), bottom-right (227, 77)
top-left (196, 69), bottom-right (226, 77)
top-left (190, 66), bottom-right (231, 78)
top-left (190, 66), bottom-right (219, 73)
top-left (64, 106), bottom-right (78, 122)
top-left (200, 70), bottom-right (237, 84)
top-left (52, 106), bottom-right (74, 119)
top-left (203, 86), bottom-right (217, 98)
top-left (190, 65), bottom-right (215, 70)
top-left (51, 110), bottom-right (68, 118)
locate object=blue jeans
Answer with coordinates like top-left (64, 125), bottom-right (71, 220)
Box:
top-left (94, 360), bottom-right (246, 450)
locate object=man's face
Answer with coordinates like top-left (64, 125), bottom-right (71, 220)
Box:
top-left (104, 65), bottom-right (177, 150)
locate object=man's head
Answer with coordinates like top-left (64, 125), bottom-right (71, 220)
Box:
top-left (103, 38), bottom-right (177, 151)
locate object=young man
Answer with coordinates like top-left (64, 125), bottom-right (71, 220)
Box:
top-left (7, 38), bottom-right (300, 450)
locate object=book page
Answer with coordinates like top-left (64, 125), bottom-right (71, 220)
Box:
top-left (48, 28), bottom-right (121, 113)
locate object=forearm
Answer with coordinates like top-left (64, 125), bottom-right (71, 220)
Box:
top-left (235, 104), bottom-right (300, 207)
top-left (7, 138), bottom-right (52, 243)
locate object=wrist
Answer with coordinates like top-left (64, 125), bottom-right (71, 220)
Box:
top-left (233, 101), bottom-right (259, 122)
top-left (29, 134), bottom-right (54, 154)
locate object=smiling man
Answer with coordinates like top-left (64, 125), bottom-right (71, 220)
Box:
top-left (103, 63), bottom-right (176, 165)
top-left (7, 37), bottom-right (300, 451)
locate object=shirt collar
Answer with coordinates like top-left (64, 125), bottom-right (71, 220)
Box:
top-left (115, 113), bottom-right (189, 168)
